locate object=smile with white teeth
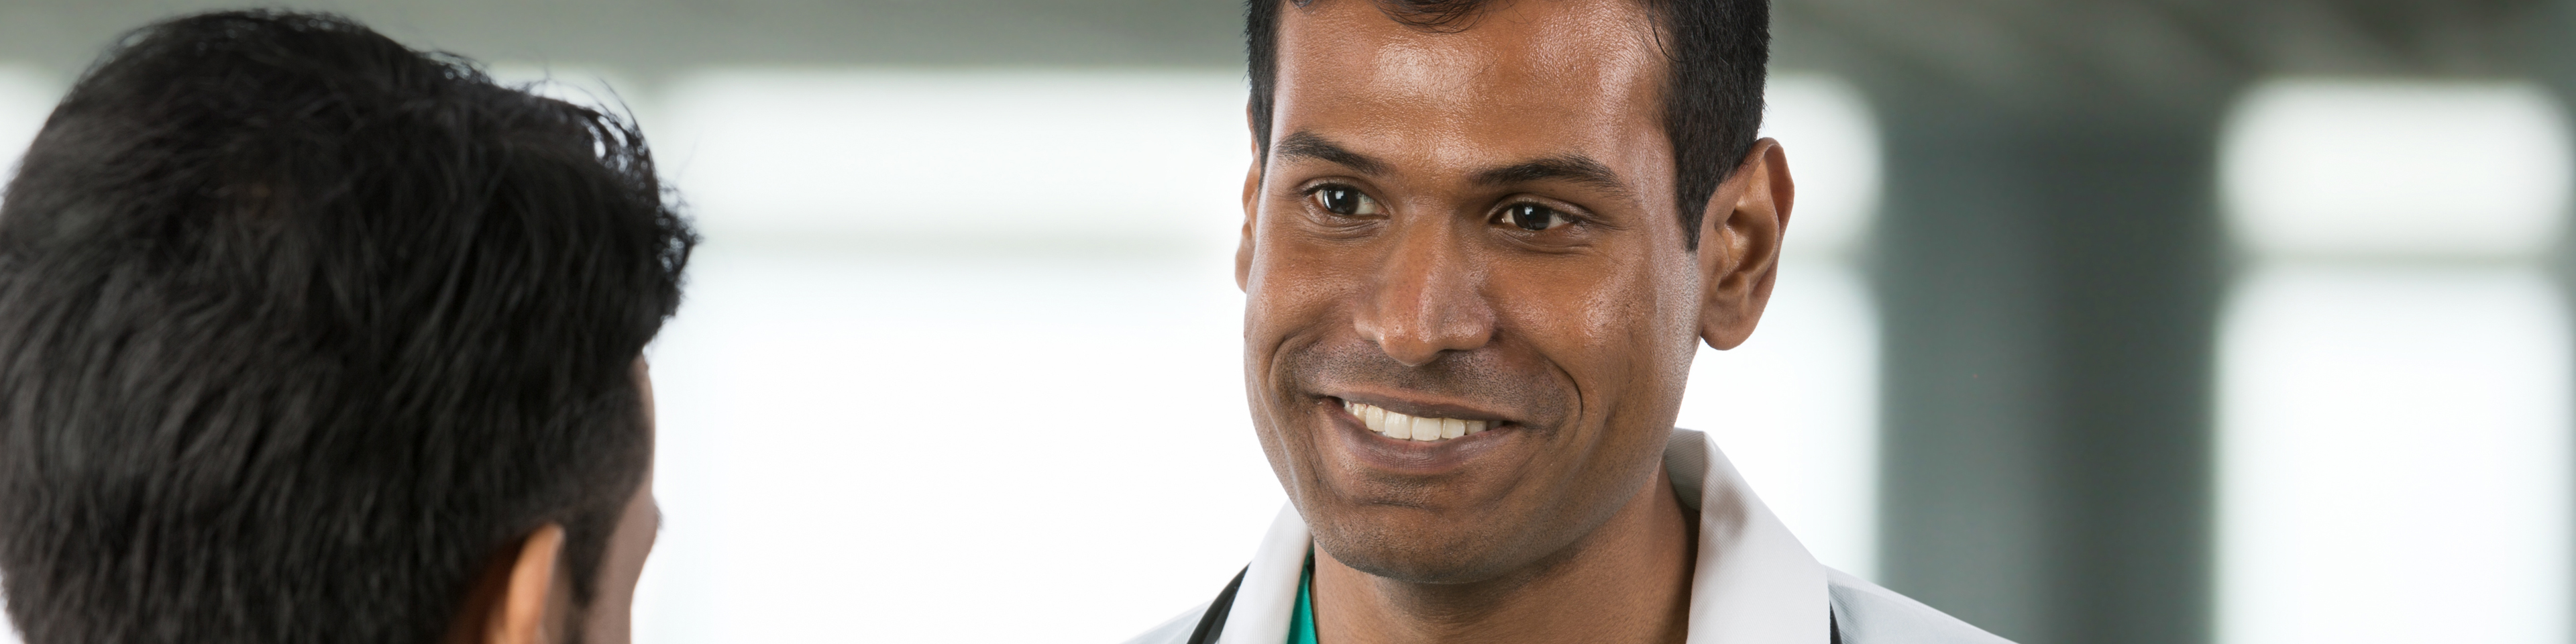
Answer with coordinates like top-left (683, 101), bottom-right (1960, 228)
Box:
top-left (1342, 400), bottom-right (1494, 442)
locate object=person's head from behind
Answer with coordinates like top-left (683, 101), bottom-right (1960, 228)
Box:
top-left (1237, 0), bottom-right (1785, 585)
top-left (0, 11), bottom-right (694, 644)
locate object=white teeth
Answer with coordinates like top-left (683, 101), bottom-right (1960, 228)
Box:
top-left (1343, 401), bottom-right (1495, 443)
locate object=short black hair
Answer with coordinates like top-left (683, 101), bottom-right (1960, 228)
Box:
top-left (0, 10), bottom-right (693, 644)
top-left (1245, 0), bottom-right (1771, 248)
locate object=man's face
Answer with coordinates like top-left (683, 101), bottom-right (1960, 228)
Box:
top-left (1240, 0), bottom-right (1721, 583)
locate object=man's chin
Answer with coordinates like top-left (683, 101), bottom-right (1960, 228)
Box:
top-left (1311, 521), bottom-right (1548, 586)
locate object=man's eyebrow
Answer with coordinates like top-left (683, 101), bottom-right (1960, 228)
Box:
top-left (1275, 131), bottom-right (1389, 176)
top-left (1275, 133), bottom-right (1633, 201)
top-left (1473, 155), bottom-right (1634, 199)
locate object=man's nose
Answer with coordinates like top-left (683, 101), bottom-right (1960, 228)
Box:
top-left (1354, 224), bottom-right (1495, 366)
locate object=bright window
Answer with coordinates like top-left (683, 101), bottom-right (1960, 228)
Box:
top-left (2216, 79), bottom-right (2573, 644)
top-left (637, 70), bottom-right (1267, 644)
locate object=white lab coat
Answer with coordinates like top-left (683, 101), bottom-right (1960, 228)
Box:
top-left (1124, 429), bottom-right (2015, 644)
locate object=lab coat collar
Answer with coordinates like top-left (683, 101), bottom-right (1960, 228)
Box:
top-left (1217, 429), bottom-right (1830, 644)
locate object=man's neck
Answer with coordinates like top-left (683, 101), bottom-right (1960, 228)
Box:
top-left (1311, 466), bottom-right (1700, 644)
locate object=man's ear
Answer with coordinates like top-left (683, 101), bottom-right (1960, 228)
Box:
top-left (1237, 154), bottom-right (1263, 292)
top-left (483, 525), bottom-right (568, 644)
top-left (1695, 138), bottom-right (1794, 350)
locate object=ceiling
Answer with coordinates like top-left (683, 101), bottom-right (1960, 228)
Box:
top-left (3, 0), bottom-right (2565, 97)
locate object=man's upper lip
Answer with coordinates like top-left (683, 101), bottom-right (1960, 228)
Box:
top-left (1330, 390), bottom-right (1518, 425)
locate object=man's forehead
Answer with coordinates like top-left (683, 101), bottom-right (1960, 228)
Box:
top-left (1273, 0), bottom-right (1664, 100)
top-left (1269, 0), bottom-right (1674, 189)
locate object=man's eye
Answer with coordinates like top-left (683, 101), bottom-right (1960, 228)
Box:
top-left (1311, 186), bottom-right (1381, 216)
top-left (1501, 204), bottom-right (1569, 231)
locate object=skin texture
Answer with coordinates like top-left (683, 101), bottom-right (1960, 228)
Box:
top-left (1234, 1), bottom-right (1794, 642)
top-left (574, 361), bottom-right (663, 644)
top-left (448, 359), bottom-right (663, 644)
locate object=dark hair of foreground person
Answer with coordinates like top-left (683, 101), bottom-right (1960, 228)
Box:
top-left (0, 10), bottom-right (693, 643)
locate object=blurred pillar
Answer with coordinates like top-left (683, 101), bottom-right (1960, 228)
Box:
top-left (1786, 2), bottom-right (2560, 643)
top-left (2544, 0), bottom-right (2576, 633)
top-left (1868, 88), bottom-right (2229, 644)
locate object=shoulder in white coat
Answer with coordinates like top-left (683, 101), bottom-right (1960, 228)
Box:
top-left (1128, 578), bottom-right (2021, 644)
top-left (1125, 432), bottom-right (2018, 644)
top-left (1827, 568), bottom-right (2015, 644)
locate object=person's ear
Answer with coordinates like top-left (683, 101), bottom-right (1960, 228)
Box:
top-left (484, 525), bottom-right (568, 644)
top-left (1695, 138), bottom-right (1794, 350)
top-left (1238, 143), bottom-right (1263, 292)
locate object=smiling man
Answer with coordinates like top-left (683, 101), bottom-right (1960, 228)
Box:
top-left (1126, 1), bottom-right (2012, 643)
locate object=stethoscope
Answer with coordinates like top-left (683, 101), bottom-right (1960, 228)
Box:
top-left (1181, 568), bottom-right (1247, 644)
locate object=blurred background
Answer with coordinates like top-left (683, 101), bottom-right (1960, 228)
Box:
top-left (2, 1), bottom-right (2573, 643)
